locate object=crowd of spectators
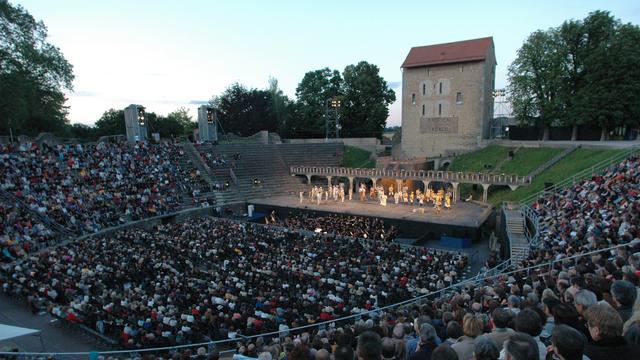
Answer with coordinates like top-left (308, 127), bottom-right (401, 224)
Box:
top-left (218, 156), bottom-right (640, 360)
top-left (0, 141), bottom-right (208, 235)
top-left (0, 217), bottom-right (466, 350)
top-left (1, 150), bottom-right (639, 360)
top-left (280, 213), bottom-right (400, 242)
top-left (0, 201), bottom-right (58, 262)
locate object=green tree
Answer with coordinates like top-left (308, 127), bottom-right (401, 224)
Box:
top-left (556, 19), bottom-right (587, 140)
top-left (166, 106), bottom-right (196, 136)
top-left (0, 0), bottom-right (74, 136)
top-left (211, 83), bottom-right (280, 136)
top-left (267, 77), bottom-right (295, 138)
top-left (341, 61), bottom-right (396, 138)
top-left (508, 10), bottom-right (640, 141)
top-left (576, 11), bottom-right (640, 140)
top-left (64, 123), bottom-right (96, 141)
top-left (94, 109), bottom-right (125, 137)
top-left (293, 68), bottom-right (342, 138)
top-left (508, 30), bottom-right (565, 140)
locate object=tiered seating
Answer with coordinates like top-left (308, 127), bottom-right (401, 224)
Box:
top-left (0, 141), bottom-right (208, 235)
top-left (196, 143), bottom-right (344, 203)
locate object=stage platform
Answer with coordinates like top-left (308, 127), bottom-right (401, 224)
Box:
top-left (249, 195), bottom-right (492, 228)
top-left (248, 195), bottom-right (493, 241)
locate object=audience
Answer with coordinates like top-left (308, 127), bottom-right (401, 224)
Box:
top-left (281, 213), bottom-right (400, 242)
top-left (0, 141), bottom-right (208, 235)
top-left (583, 304), bottom-right (640, 359)
top-left (0, 145), bottom-right (639, 360)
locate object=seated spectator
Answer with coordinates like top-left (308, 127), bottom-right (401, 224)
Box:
top-left (610, 280), bottom-right (637, 322)
top-left (584, 304), bottom-right (640, 359)
top-left (431, 345), bottom-right (458, 360)
top-left (549, 325), bottom-right (587, 360)
top-left (335, 344), bottom-right (356, 360)
top-left (487, 308), bottom-right (514, 351)
top-left (473, 335), bottom-right (499, 360)
top-left (358, 331), bottom-right (382, 360)
top-left (502, 332), bottom-right (539, 360)
top-left (513, 309), bottom-right (545, 360)
top-left (452, 314), bottom-right (484, 360)
top-left (444, 322), bottom-right (464, 347)
top-left (409, 324), bottom-right (438, 360)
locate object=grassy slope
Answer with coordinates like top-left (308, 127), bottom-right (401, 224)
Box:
top-left (343, 146), bottom-right (375, 168)
top-left (499, 147), bottom-right (563, 175)
top-left (448, 145), bottom-right (514, 172)
top-left (489, 148), bottom-right (626, 206)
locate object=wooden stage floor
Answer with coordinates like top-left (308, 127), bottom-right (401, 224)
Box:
top-left (248, 195), bottom-right (493, 229)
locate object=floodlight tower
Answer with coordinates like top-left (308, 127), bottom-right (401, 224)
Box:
top-left (124, 104), bottom-right (148, 142)
top-left (198, 106), bottom-right (218, 142)
top-left (325, 97), bottom-right (342, 140)
top-left (490, 89), bottom-right (511, 139)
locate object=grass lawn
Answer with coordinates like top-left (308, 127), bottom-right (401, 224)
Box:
top-left (499, 147), bottom-right (563, 175)
top-left (448, 145), bottom-right (514, 173)
top-left (343, 146), bottom-right (375, 168)
top-left (488, 148), bottom-right (627, 206)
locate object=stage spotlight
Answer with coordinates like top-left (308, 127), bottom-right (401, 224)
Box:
top-left (206, 108), bottom-right (214, 124)
top-left (137, 107), bottom-right (146, 126)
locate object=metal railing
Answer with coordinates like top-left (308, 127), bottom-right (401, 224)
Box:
top-left (519, 146), bottom-right (640, 205)
top-left (521, 204), bottom-right (540, 248)
top-left (2, 243), bottom-right (631, 359)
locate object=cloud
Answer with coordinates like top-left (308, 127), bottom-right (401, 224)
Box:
top-left (387, 81), bottom-right (401, 90)
top-left (188, 100), bottom-right (209, 105)
top-left (71, 90), bottom-right (98, 97)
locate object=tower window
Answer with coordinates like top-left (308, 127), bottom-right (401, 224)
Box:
top-left (422, 104), bottom-right (425, 116)
top-left (439, 82), bottom-right (443, 94)
top-left (422, 84), bottom-right (425, 95)
top-left (411, 93), bottom-right (416, 104)
top-left (456, 92), bottom-right (463, 104)
top-left (438, 103), bottom-right (442, 116)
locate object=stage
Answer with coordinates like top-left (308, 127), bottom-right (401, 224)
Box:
top-left (248, 195), bottom-right (493, 241)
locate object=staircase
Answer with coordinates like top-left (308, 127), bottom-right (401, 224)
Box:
top-left (180, 142), bottom-right (224, 206)
top-left (503, 202), bottom-right (530, 265)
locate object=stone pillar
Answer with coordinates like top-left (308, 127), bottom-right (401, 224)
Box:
top-left (348, 177), bottom-right (354, 193)
top-left (452, 182), bottom-right (459, 203)
top-left (422, 180), bottom-right (430, 191)
top-left (372, 178), bottom-right (377, 189)
top-left (396, 179), bottom-right (403, 192)
top-left (482, 183), bottom-right (490, 203)
top-left (306, 175), bottom-right (312, 185)
top-left (327, 176), bottom-right (332, 187)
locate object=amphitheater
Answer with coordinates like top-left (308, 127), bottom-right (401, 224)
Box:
top-left (0, 134), bottom-right (639, 359)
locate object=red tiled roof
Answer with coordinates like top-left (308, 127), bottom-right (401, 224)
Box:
top-left (401, 37), bottom-right (493, 68)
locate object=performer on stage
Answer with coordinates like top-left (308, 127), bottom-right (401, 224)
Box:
top-left (299, 191), bottom-right (304, 204)
top-left (317, 186), bottom-right (323, 205)
top-left (445, 191), bottom-right (452, 210)
top-left (339, 186), bottom-right (345, 203)
top-left (388, 185), bottom-right (394, 197)
top-left (380, 193), bottom-right (387, 206)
